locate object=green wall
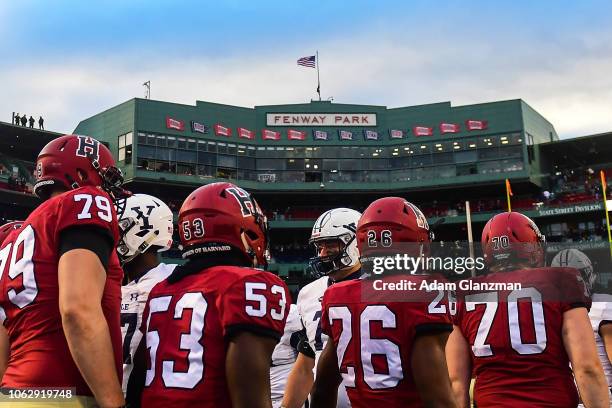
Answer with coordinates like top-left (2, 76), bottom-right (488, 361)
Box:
top-left (74, 97), bottom-right (556, 192)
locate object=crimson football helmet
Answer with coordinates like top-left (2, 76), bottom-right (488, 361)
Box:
top-left (357, 197), bottom-right (432, 258)
top-left (481, 212), bottom-right (545, 270)
top-left (0, 221), bottom-right (23, 244)
top-left (33, 134), bottom-right (125, 201)
top-left (178, 182), bottom-right (269, 267)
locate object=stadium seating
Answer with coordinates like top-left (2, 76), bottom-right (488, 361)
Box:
top-left (0, 154), bottom-right (35, 194)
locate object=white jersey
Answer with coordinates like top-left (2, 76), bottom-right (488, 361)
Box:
top-left (271, 304), bottom-right (302, 405)
top-left (590, 293), bottom-right (612, 387)
top-left (296, 276), bottom-right (351, 407)
top-left (272, 304), bottom-right (302, 366)
top-left (297, 276), bottom-right (330, 361)
top-left (120, 262), bottom-right (176, 393)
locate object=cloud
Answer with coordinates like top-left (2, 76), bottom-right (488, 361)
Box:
top-left (2, 27), bottom-right (612, 138)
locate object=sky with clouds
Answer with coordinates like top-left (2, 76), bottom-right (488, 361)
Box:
top-left (1, 0), bottom-right (611, 138)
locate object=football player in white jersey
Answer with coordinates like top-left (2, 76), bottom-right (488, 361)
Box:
top-left (116, 193), bottom-right (176, 394)
top-left (271, 303), bottom-right (304, 408)
top-left (552, 248), bottom-right (612, 399)
top-left (282, 208), bottom-right (362, 408)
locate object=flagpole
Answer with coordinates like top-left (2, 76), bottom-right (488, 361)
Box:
top-left (600, 171), bottom-right (612, 259)
top-left (466, 200), bottom-right (476, 277)
top-left (316, 50), bottom-right (321, 101)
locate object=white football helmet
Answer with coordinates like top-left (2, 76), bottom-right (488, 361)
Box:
top-left (308, 208), bottom-right (361, 276)
top-left (551, 248), bottom-right (596, 293)
top-left (115, 194), bottom-right (174, 264)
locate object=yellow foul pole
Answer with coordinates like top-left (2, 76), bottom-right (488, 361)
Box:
top-left (600, 170), bottom-right (612, 259)
top-left (505, 179), bottom-right (513, 212)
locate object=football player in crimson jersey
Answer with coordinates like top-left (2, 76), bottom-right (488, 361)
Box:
top-left (311, 198), bottom-right (457, 408)
top-left (0, 135), bottom-right (127, 408)
top-left (127, 182), bottom-right (290, 408)
top-left (116, 194), bottom-right (176, 395)
top-left (446, 212), bottom-right (609, 408)
top-left (282, 208), bottom-right (362, 408)
top-left (0, 221), bottom-right (23, 379)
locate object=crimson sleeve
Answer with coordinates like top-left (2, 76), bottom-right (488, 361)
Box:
top-left (412, 290), bottom-right (453, 337)
top-left (55, 187), bottom-right (119, 247)
top-left (219, 272), bottom-right (290, 341)
top-left (58, 225), bottom-right (113, 268)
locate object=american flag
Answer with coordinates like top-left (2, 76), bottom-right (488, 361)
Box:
top-left (297, 55), bottom-right (316, 68)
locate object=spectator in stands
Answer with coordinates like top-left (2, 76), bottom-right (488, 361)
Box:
top-left (38, 116), bottom-right (44, 130)
top-left (28, 116), bottom-right (35, 128)
top-left (594, 184), bottom-right (601, 200)
top-left (14, 113), bottom-right (20, 126)
top-left (20, 115), bottom-right (27, 126)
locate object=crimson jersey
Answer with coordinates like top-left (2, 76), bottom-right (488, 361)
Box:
top-left (453, 267), bottom-right (591, 408)
top-left (140, 264), bottom-right (290, 408)
top-left (320, 274), bottom-right (452, 408)
top-left (0, 186), bottom-right (123, 395)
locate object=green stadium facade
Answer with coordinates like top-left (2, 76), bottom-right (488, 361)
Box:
top-left (74, 98), bottom-right (553, 191)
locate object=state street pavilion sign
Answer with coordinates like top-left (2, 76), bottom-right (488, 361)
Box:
top-left (266, 113), bottom-right (377, 127)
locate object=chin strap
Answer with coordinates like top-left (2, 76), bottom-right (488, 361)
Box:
top-left (118, 229), bottom-right (160, 265)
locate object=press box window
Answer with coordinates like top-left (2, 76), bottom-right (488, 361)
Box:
top-left (118, 132), bottom-right (133, 164)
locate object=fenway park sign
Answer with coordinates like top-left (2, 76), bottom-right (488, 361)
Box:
top-left (266, 113), bottom-right (377, 127)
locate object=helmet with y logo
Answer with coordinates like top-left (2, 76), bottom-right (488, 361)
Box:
top-left (115, 194), bottom-right (174, 264)
top-left (308, 208), bottom-right (361, 276)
